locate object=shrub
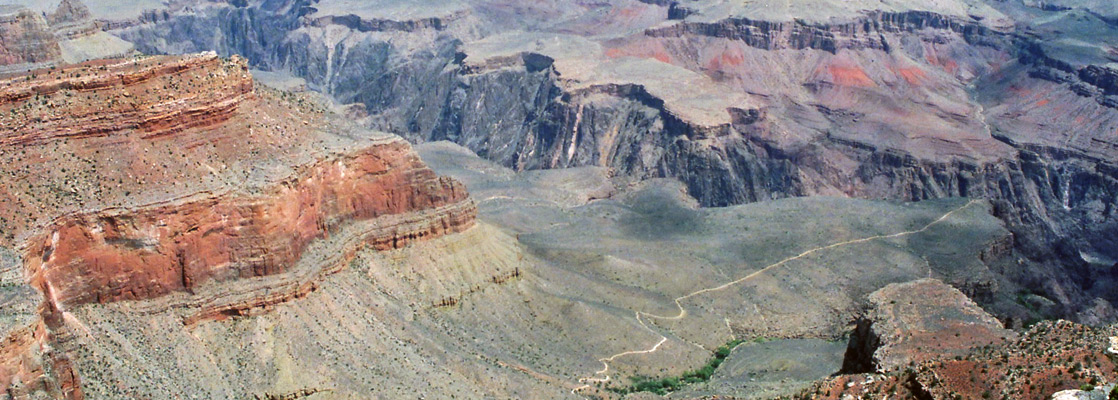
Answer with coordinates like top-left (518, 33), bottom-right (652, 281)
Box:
top-left (615, 339), bottom-right (745, 394)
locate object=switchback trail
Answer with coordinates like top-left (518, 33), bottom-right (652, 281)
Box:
top-left (572, 199), bottom-right (979, 394)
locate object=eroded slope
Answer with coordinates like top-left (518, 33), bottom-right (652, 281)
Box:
top-left (94, 0), bottom-right (1118, 323)
top-left (0, 54), bottom-right (475, 399)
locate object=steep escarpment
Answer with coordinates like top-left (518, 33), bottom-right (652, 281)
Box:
top-left (0, 6), bottom-right (62, 73)
top-left (25, 141), bottom-right (473, 307)
top-left (104, 0), bottom-right (1118, 322)
top-left (0, 53), bottom-right (476, 398)
top-left (644, 10), bottom-right (1000, 53)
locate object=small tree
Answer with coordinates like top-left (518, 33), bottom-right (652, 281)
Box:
top-left (1109, 385), bottom-right (1117, 400)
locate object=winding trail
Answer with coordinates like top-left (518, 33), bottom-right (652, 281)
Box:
top-left (571, 199), bottom-right (979, 394)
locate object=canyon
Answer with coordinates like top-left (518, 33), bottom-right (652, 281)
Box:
top-left (0, 0), bottom-right (1115, 399)
top-left (85, 0), bottom-right (1116, 325)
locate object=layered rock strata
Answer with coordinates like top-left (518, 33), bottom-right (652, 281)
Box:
top-left (0, 0), bottom-right (133, 72)
top-left (0, 6), bottom-right (62, 73)
top-left (25, 141), bottom-right (474, 307)
top-left (644, 10), bottom-right (999, 53)
top-left (102, 0), bottom-right (1118, 321)
top-left (0, 53), bottom-right (476, 399)
top-left (0, 52), bottom-right (252, 147)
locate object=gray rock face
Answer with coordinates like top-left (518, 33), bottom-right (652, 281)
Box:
top-left (105, 0), bottom-right (1118, 321)
top-left (0, 246), bottom-right (37, 339)
top-left (644, 10), bottom-right (1000, 53)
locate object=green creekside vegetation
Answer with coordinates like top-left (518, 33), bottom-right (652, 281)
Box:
top-left (609, 338), bottom-right (757, 395)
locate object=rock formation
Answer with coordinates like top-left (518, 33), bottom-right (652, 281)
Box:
top-left (0, 0), bottom-right (132, 72)
top-left (0, 6), bottom-right (62, 73)
top-left (841, 278), bottom-right (1016, 373)
top-left (0, 53), bottom-right (475, 399)
top-left (0, 0), bottom-right (1115, 398)
top-left (46, 0), bottom-right (97, 40)
top-left (806, 319), bottom-right (1118, 400)
top-left (100, 0), bottom-right (1118, 323)
top-left (25, 142), bottom-right (474, 307)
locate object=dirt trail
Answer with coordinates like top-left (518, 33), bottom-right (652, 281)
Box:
top-left (572, 200), bottom-right (980, 394)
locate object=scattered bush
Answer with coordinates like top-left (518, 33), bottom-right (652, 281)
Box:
top-left (611, 339), bottom-right (746, 395)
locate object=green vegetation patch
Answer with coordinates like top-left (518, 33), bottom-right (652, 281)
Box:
top-left (609, 339), bottom-right (748, 395)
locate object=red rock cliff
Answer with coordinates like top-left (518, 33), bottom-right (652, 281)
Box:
top-left (0, 52), bottom-right (476, 399)
top-left (25, 140), bottom-right (475, 307)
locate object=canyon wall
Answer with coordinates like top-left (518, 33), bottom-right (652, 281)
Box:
top-left (0, 6), bottom-right (62, 73)
top-left (0, 52), bottom-right (476, 399)
top-left (106, 0), bottom-right (1118, 322)
top-left (643, 10), bottom-right (998, 52)
top-left (25, 141), bottom-right (474, 307)
top-left (0, 0), bottom-right (136, 74)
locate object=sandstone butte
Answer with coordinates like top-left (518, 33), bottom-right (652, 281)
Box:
top-left (0, 52), bottom-right (476, 399)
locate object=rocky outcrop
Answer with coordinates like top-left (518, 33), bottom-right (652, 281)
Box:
top-left (0, 6), bottom-right (62, 72)
top-left (1018, 41), bottom-right (1118, 110)
top-left (0, 53), bottom-right (477, 398)
top-left (306, 10), bottom-right (467, 33)
top-left (47, 0), bottom-right (98, 40)
top-left (0, 52), bottom-right (252, 147)
top-left (811, 320), bottom-right (1118, 400)
top-left (1, 263), bottom-right (83, 400)
top-left (0, 320), bottom-right (82, 400)
top-left (25, 140), bottom-right (474, 307)
top-left (645, 11), bottom-right (1000, 53)
top-left (841, 279), bottom-right (1015, 373)
top-left (1078, 65), bottom-right (1118, 97)
top-left (104, 0), bottom-right (1118, 323)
